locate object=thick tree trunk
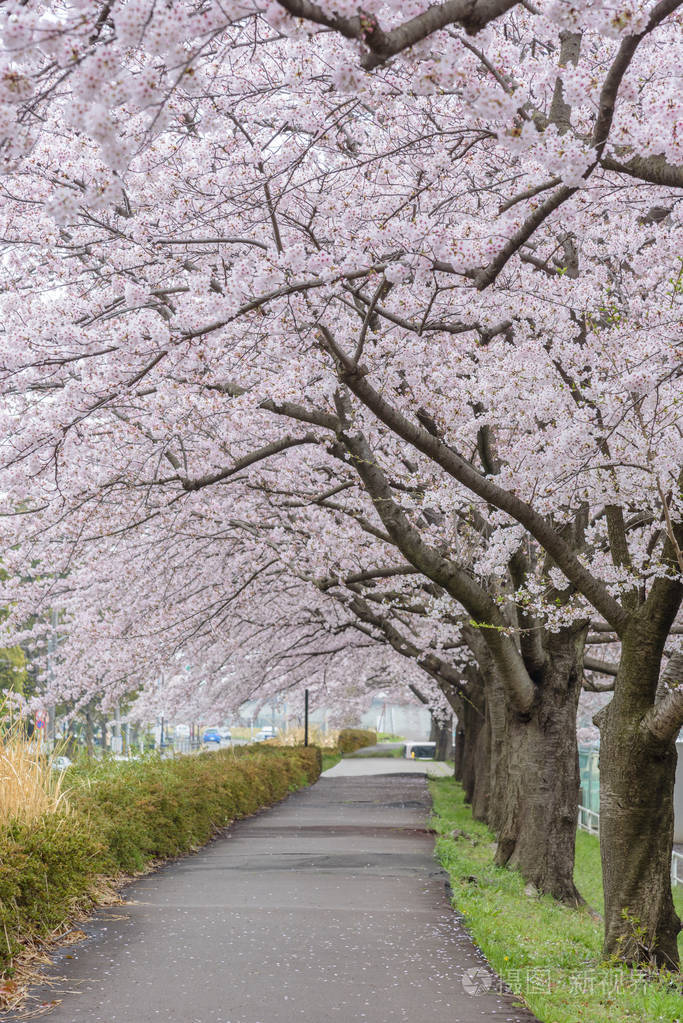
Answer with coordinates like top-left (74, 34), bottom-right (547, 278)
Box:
top-left (493, 625), bottom-right (586, 904)
top-left (597, 622), bottom-right (681, 967)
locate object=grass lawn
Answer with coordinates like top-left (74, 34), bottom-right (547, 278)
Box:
top-left (321, 750), bottom-right (342, 772)
top-left (350, 747), bottom-right (406, 758)
top-left (430, 778), bottom-right (683, 1023)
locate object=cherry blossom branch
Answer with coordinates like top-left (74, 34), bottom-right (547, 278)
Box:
top-left (498, 177), bottom-right (562, 215)
top-left (338, 426), bottom-right (536, 712)
top-left (471, 0), bottom-right (681, 288)
top-left (317, 564), bottom-right (419, 590)
top-left (274, 0), bottom-right (519, 68)
top-left (170, 436), bottom-right (322, 491)
top-left (343, 591), bottom-right (468, 695)
top-left (204, 380), bottom-right (342, 432)
top-left (590, 0), bottom-right (681, 165)
top-left (319, 328), bottom-right (629, 633)
top-left (181, 256), bottom-right (401, 342)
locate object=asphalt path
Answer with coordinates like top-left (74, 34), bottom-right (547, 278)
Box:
top-left (325, 755), bottom-right (453, 777)
top-left (4, 774), bottom-right (537, 1023)
top-left (342, 743), bottom-right (406, 757)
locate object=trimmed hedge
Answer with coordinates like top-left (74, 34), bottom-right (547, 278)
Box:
top-left (0, 746), bottom-right (320, 976)
top-left (337, 728), bottom-right (377, 753)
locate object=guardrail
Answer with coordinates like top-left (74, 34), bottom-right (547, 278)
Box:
top-left (578, 805), bottom-right (682, 886)
top-left (673, 849), bottom-right (683, 888)
top-left (577, 805), bottom-right (600, 835)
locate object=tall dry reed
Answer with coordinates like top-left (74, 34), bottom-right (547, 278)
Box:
top-left (0, 712), bottom-right (69, 824)
top-left (274, 725), bottom-right (340, 748)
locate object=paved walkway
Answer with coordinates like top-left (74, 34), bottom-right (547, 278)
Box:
top-left (342, 743), bottom-right (406, 757)
top-left (4, 775), bottom-right (536, 1023)
top-left (325, 756), bottom-right (453, 777)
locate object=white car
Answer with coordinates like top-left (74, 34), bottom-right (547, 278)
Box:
top-left (51, 755), bottom-right (73, 771)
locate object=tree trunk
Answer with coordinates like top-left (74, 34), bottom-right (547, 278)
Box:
top-left (454, 719), bottom-right (466, 781)
top-left (84, 703), bottom-right (94, 758)
top-left (456, 666), bottom-right (490, 821)
top-left (469, 711), bottom-right (491, 821)
top-left (597, 622), bottom-right (681, 967)
top-left (493, 625), bottom-right (586, 904)
top-left (456, 702), bottom-right (483, 801)
top-left (484, 666), bottom-right (509, 835)
top-left (430, 713), bottom-right (453, 761)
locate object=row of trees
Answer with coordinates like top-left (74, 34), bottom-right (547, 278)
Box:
top-left (0, 0), bottom-right (681, 966)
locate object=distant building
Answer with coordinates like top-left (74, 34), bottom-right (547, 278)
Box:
top-left (360, 698), bottom-right (431, 740)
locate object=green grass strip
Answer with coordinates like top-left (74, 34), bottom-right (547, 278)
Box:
top-left (430, 777), bottom-right (683, 1023)
top-left (321, 750), bottom-right (342, 772)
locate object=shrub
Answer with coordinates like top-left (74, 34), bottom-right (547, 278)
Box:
top-left (337, 728), bottom-right (377, 753)
top-left (0, 745), bottom-right (321, 979)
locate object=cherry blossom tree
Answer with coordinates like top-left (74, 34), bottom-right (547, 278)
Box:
top-left (1, 0), bottom-right (682, 964)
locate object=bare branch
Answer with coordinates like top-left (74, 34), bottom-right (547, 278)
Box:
top-left (584, 654), bottom-right (619, 677)
top-left (180, 435), bottom-right (320, 491)
top-left (642, 650), bottom-right (683, 744)
top-left (601, 153), bottom-right (683, 188)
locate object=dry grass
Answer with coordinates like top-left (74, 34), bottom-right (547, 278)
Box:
top-left (0, 713), bottom-right (69, 824)
top-left (271, 725), bottom-right (339, 748)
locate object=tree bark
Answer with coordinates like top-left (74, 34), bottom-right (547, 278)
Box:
top-left (430, 712), bottom-right (454, 761)
top-left (483, 665), bottom-right (509, 834)
top-left (492, 624), bottom-right (587, 904)
top-left (84, 703), bottom-right (94, 758)
top-left (455, 665), bottom-right (490, 819)
top-left (597, 619), bottom-right (682, 967)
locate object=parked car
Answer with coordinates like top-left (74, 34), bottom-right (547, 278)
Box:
top-left (254, 726), bottom-right (276, 742)
top-left (404, 742), bottom-right (436, 761)
top-left (202, 729), bottom-right (222, 744)
top-left (219, 728), bottom-right (232, 742)
top-left (51, 755), bottom-right (73, 771)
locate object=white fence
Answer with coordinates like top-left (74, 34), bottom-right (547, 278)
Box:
top-left (673, 849), bottom-right (683, 887)
top-left (577, 805), bottom-right (600, 836)
top-left (578, 805), bottom-right (682, 886)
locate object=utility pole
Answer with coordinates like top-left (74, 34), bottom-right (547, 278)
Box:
top-left (157, 672), bottom-right (165, 749)
top-left (46, 607), bottom-right (58, 750)
top-left (304, 689), bottom-right (309, 747)
top-left (113, 701), bottom-right (122, 754)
